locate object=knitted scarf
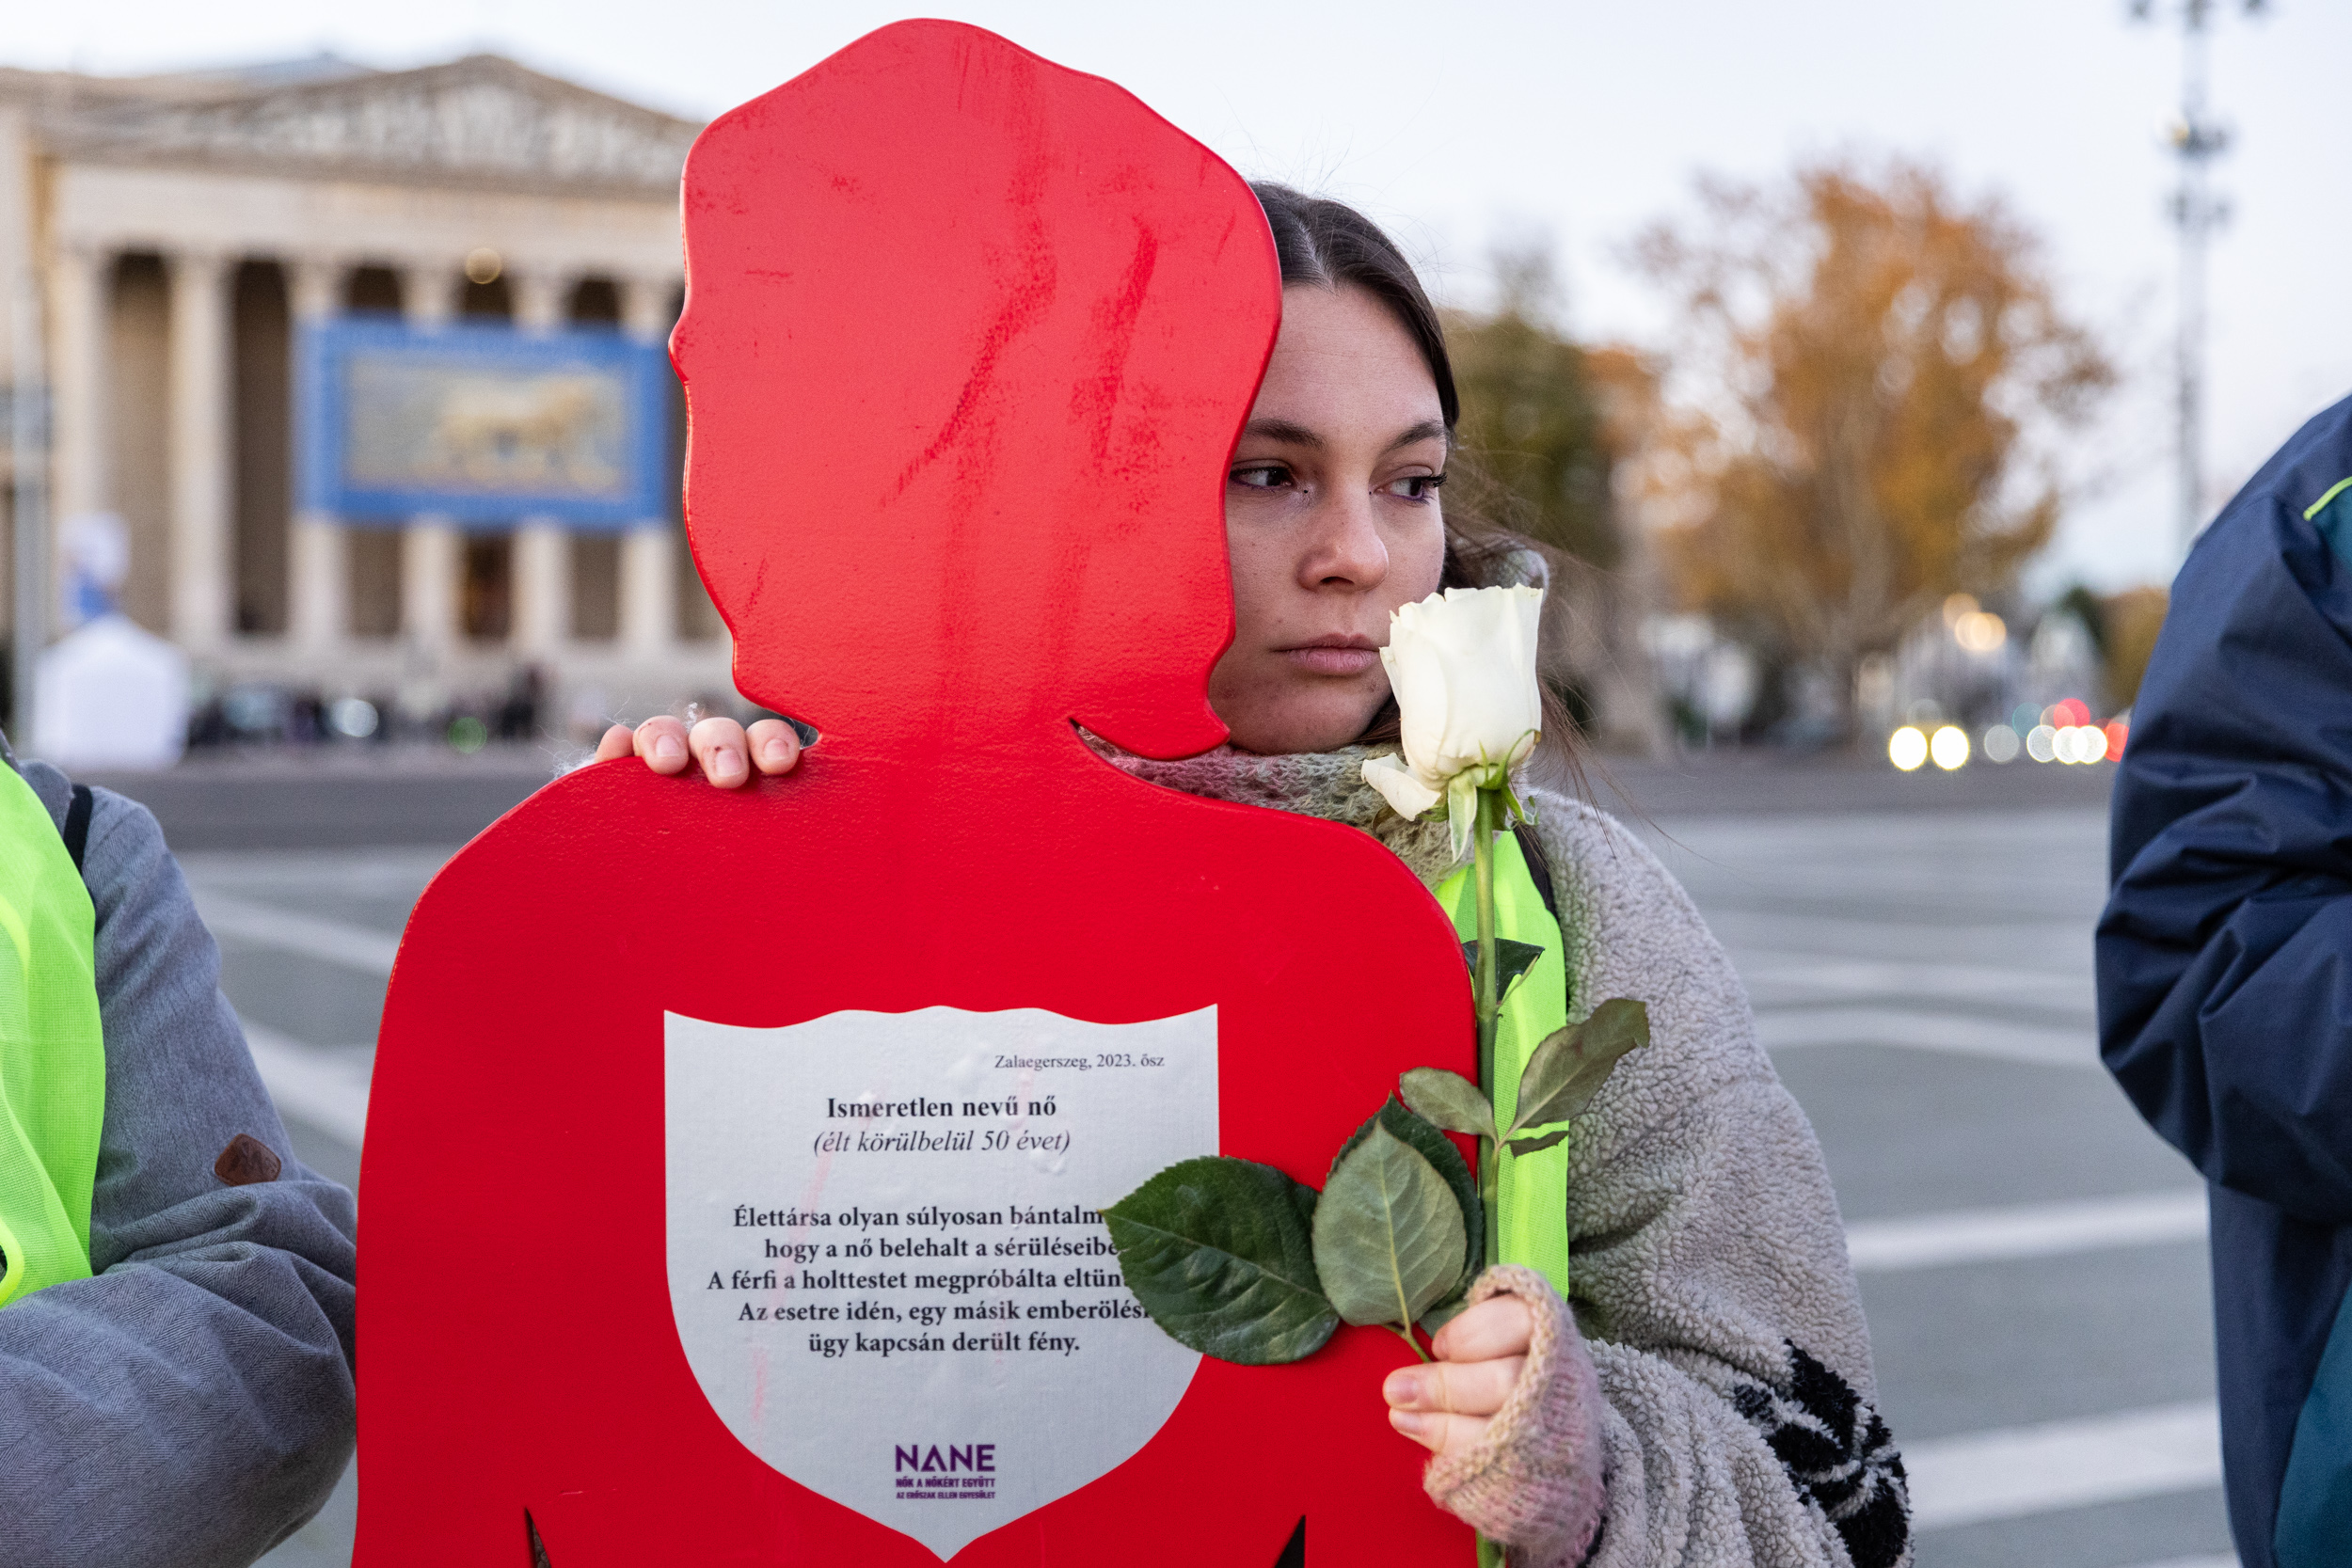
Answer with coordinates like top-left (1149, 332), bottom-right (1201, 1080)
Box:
top-left (1084, 734), bottom-right (1460, 889)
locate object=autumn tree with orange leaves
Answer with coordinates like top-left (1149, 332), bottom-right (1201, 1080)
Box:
top-left (1636, 160), bottom-right (2114, 735)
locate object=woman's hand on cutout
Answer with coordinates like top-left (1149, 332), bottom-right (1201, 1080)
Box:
top-left (594, 716), bottom-right (802, 788)
top-left (1380, 1295), bottom-right (1532, 1459)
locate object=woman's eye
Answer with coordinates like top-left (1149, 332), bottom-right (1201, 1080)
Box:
top-left (1229, 464), bottom-right (1292, 491)
top-left (1386, 472), bottom-right (1448, 501)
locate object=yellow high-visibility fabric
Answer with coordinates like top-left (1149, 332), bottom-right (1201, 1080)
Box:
top-left (1435, 832), bottom-right (1572, 1296)
top-left (0, 764), bottom-right (103, 1308)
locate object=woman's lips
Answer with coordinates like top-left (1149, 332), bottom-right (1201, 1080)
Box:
top-left (1281, 641), bottom-right (1381, 676)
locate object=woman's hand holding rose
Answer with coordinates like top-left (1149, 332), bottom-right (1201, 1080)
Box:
top-left (1382, 1294), bottom-right (1532, 1458)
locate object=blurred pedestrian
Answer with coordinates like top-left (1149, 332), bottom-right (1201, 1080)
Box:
top-left (0, 725), bottom-right (357, 1566)
top-left (2101, 391), bottom-right (2352, 1568)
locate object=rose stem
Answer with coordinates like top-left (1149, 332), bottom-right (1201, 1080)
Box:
top-left (1473, 786), bottom-right (1502, 1276)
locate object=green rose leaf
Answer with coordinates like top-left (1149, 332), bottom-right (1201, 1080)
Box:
top-left (1461, 939), bottom-right (1549, 1003)
top-left (1104, 1157), bottom-right (1340, 1366)
top-left (1419, 1294), bottom-right (1472, 1336)
top-left (1312, 1122), bottom-right (1469, 1331)
top-left (1505, 1127), bottom-right (1572, 1156)
top-left (1507, 997), bottom-right (1652, 1138)
top-left (1334, 1099), bottom-right (1484, 1308)
top-left (1398, 1067), bottom-right (1499, 1143)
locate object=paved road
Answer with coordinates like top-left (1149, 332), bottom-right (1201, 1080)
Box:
top-left (160, 761), bottom-right (2221, 1567)
top-left (1631, 807), bottom-right (2228, 1568)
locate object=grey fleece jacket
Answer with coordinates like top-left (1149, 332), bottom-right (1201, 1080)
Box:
top-left (0, 735), bottom-right (358, 1567)
top-left (1528, 789), bottom-right (1908, 1568)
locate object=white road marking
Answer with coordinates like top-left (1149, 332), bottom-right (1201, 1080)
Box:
top-left (1847, 1190), bottom-right (2206, 1272)
top-left (1754, 1004), bottom-right (2097, 1068)
top-left (1730, 949), bottom-right (2090, 1011)
top-left (2118, 1558), bottom-right (2237, 1568)
top-left (242, 1023), bottom-right (373, 1146)
top-left (194, 891), bottom-right (400, 978)
top-left (1906, 1400), bottom-right (2221, 1532)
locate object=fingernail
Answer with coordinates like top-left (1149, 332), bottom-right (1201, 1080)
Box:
top-left (761, 736), bottom-right (793, 765)
top-left (715, 747), bottom-right (745, 781)
top-left (1389, 1410), bottom-right (1428, 1437)
top-left (654, 736), bottom-right (685, 764)
top-left (1384, 1370), bottom-right (1422, 1405)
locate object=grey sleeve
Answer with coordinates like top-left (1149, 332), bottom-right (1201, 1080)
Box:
top-left (1533, 796), bottom-right (1911, 1568)
top-left (0, 767), bottom-right (358, 1568)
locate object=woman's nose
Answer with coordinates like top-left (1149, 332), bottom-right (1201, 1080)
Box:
top-left (1299, 488), bottom-right (1390, 591)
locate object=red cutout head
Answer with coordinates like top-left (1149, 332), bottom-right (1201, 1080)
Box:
top-left (675, 23), bottom-right (1276, 759)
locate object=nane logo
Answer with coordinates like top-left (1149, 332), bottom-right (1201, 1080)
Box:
top-left (896, 1443), bottom-right (996, 1475)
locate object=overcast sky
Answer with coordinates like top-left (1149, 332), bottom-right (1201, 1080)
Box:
top-left (15, 0), bottom-right (2350, 594)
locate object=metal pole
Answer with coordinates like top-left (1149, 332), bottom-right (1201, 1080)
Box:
top-left (9, 274), bottom-right (42, 749)
top-left (2141, 0), bottom-right (2265, 557)
top-left (2172, 2), bottom-right (2216, 555)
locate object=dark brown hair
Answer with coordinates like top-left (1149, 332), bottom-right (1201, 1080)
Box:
top-left (1252, 182), bottom-right (1460, 430)
top-left (1251, 182), bottom-right (1585, 783)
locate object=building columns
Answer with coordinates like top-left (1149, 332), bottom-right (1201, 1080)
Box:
top-left (510, 267), bottom-right (569, 657)
top-left (618, 274), bottom-right (677, 657)
top-left (286, 256), bottom-right (346, 654)
top-left (399, 262), bottom-right (458, 653)
top-left (401, 521), bottom-right (459, 651)
top-left (512, 521), bottom-right (567, 656)
top-left (167, 249), bottom-right (234, 651)
top-left (47, 245), bottom-right (108, 531)
top-left (620, 527), bottom-right (676, 655)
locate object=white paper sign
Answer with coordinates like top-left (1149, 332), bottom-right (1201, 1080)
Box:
top-left (665, 1006), bottom-right (1217, 1560)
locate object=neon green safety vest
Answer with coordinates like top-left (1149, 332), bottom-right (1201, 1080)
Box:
top-left (0, 762), bottom-right (103, 1308)
top-left (1434, 832), bottom-right (1574, 1296)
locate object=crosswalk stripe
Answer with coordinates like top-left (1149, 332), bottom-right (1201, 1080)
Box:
top-left (1729, 948), bottom-right (2090, 1011)
top-left (1846, 1190), bottom-right (2206, 1272)
top-left (1754, 1004), bottom-right (2096, 1069)
top-left (1905, 1400), bottom-right (2221, 1532)
top-left (194, 891), bottom-right (400, 977)
top-left (243, 1023), bottom-right (373, 1146)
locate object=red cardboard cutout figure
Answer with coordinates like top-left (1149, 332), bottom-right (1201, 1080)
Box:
top-left (357, 21), bottom-right (1474, 1566)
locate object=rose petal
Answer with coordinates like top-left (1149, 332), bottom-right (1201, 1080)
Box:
top-left (1362, 753), bottom-right (1442, 819)
top-left (1381, 585), bottom-right (1546, 792)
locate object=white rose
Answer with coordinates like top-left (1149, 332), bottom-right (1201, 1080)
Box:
top-left (1359, 584), bottom-right (1544, 851)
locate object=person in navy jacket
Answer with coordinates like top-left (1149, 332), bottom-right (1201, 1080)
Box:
top-left (2101, 391), bottom-right (2352, 1568)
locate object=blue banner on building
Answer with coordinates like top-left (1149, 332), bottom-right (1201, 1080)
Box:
top-left (297, 319), bottom-right (671, 527)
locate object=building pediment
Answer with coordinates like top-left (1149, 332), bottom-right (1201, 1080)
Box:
top-left (42, 55), bottom-right (703, 198)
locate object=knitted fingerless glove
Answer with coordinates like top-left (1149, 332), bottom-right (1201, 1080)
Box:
top-left (1422, 1265), bottom-right (1607, 1567)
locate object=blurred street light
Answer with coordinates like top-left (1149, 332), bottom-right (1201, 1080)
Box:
top-left (1954, 610), bottom-right (2008, 653)
top-left (1931, 725), bottom-right (1971, 771)
top-left (1890, 726), bottom-right (1929, 771)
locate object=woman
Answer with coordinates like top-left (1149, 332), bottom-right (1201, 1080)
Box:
top-left (601, 184), bottom-right (1909, 1568)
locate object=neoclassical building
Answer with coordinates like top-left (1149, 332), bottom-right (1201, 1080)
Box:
top-left (0, 52), bottom-right (734, 736)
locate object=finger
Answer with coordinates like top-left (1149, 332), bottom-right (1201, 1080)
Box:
top-left (594, 723), bottom-right (635, 763)
top-left (1382, 1355), bottom-right (1525, 1418)
top-left (1430, 1296), bottom-right (1534, 1364)
top-left (746, 718), bottom-right (803, 775)
top-left (632, 716), bottom-right (691, 773)
top-left (688, 717), bottom-right (753, 788)
top-left (1387, 1407), bottom-right (1490, 1460)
